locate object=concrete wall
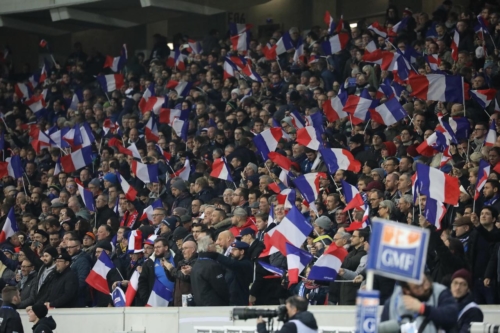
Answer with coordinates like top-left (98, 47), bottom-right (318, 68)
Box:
top-left (16, 305), bottom-right (500, 333)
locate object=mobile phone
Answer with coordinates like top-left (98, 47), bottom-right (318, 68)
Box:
top-left (33, 241), bottom-right (39, 247)
top-left (348, 78), bottom-right (357, 87)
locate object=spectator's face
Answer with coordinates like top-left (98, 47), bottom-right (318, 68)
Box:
top-left (489, 149), bottom-right (500, 166)
top-left (97, 226), bottom-right (109, 240)
top-left (232, 190), bottom-right (242, 205)
top-left (472, 76), bottom-right (485, 89)
top-left (49, 234), bottom-right (60, 247)
top-left (480, 209), bottom-right (495, 227)
top-left (143, 245), bottom-right (153, 258)
top-left (326, 196), bottom-right (336, 210)
top-left (369, 193), bottom-right (381, 208)
top-left (451, 277), bottom-right (469, 299)
top-left (259, 198), bottom-right (270, 213)
top-left (255, 217), bottom-right (267, 231)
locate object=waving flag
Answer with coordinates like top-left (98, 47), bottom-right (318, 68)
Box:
top-left (60, 146), bottom-right (93, 173)
top-left (166, 48), bottom-right (187, 71)
top-left (210, 157), bottom-right (233, 182)
top-left (144, 114), bottom-right (160, 142)
top-left (172, 157), bottom-right (191, 181)
top-left (341, 180), bottom-right (365, 211)
top-left (229, 23), bottom-right (253, 36)
top-left (475, 160), bottom-right (491, 200)
top-left (257, 260), bottom-right (284, 277)
top-left (308, 244), bottom-right (348, 281)
top-left (376, 78), bottom-right (396, 100)
top-left (409, 74), bottom-right (464, 103)
top-left (370, 98), bottom-right (407, 126)
top-left (438, 114), bottom-right (470, 144)
top-left (187, 39), bottom-right (203, 54)
top-left (423, 197), bottom-right (446, 230)
top-left (346, 206), bottom-right (371, 231)
top-left (85, 250), bottom-right (115, 295)
top-left (320, 148), bottom-right (361, 173)
top-left (470, 89), bottom-right (497, 108)
top-left (25, 94), bottom-right (47, 115)
top-left (426, 54), bottom-right (441, 71)
top-left (146, 278), bottom-right (173, 307)
top-left (296, 126), bottom-right (321, 150)
top-left (14, 83), bottom-right (31, 99)
top-left (140, 199), bottom-right (163, 223)
top-left (172, 118), bottom-right (189, 142)
top-left (231, 31), bottom-right (250, 52)
top-left (293, 173), bottom-right (326, 204)
top-left (75, 179), bottom-right (95, 212)
top-left (7, 155), bottom-right (23, 179)
top-left (416, 131), bottom-right (449, 157)
top-left (97, 74), bottom-right (125, 92)
top-left (242, 64), bottom-right (262, 82)
top-left (485, 121), bottom-right (497, 147)
top-left (368, 21), bottom-right (387, 37)
top-left (415, 164), bottom-right (459, 205)
top-left (138, 83), bottom-right (163, 114)
top-left (268, 152), bottom-right (295, 171)
top-left (451, 29), bottom-right (459, 62)
top-left (286, 243), bottom-right (313, 286)
top-left (277, 188), bottom-right (296, 210)
top-left (260, 205), bottom-right (312, 257)
top-left (131, 160), bottom-right (159, 184)
top-left (112, 286), bottom-right (126, 307)
top-left (68, 89), bottom-right (83, 110)
top-left (103, 44), bottom-right (128, 72)
top-left (253, 128), bottom-right (282, 161)
top-left (274, 32), bottom-right (295, 56)
top-left (323, 93), bottom-right (348, 122)
top-left (125, 270), bottom-right (140, 306)
top-left (362, 50), bottom-right (397, 70)
top-left (322, 33), bottom-right (349, 55)
top-left (108, 138), bottom-right (141, 160)
top-left (117, 172), bottom-right (137, 201)
top-left (0, 208), bottom-right (18, 243)
top-left (127, 229), bottom-right (143, 253)
top-left (343, 89), bottom-right (376, 125)
top-left (166, 80), bottom-right (192, 97)
top-left (223, 59), bottom-right (237, 79)
top-left (324, 11), bottom-right (336, 34)
top-left (392, 16), bottom-right (409, 33)
top-left (159, 108), bottom-right (189, 126)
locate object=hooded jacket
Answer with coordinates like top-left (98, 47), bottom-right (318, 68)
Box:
top-left (257, 311), bottom-right (318, 333)
top-left (0, 302), bottom-right (24, 333)
top-left (32, 316), bottom-right (57, 333)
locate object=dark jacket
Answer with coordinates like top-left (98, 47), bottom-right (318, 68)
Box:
top-left (94, 255), bottom-right (125, 307)
top-left (340, 245), bottom-right (367, 305)
top-left (70, 250), bottom-right (92, 307)
top-left (18, 272), bottom-right (37, 308)
top-left (32, 316), bottom-right (56, 333)
top-left (190, 252), bottom-right (229, 306)
top-left (455, 293), bottom-right (483, 333)
top-left (0, 302), bottom-right (24, 333)
top-left (32, 265), bottom-right (57, 306)
top-left (195, 187), bottom-right (216, 205)
top-left (257, 311), bottom-right (318, 333)
top-left (171, 192), bottom-right (192, 214)
top-left (429, 231), bottom-right (468, 284)
top-left (216, 253), bottom-right (253, 306)
top-left (47, 266), bottom-right (79, 308)
top-left (95, 206), bottom-right (117, 229)
top-left (136, 253), bottom-right (175, 306)
top-left (168, 254), bottom-right (197, 306)
top-left (247, 240), bottom-right (265, 261)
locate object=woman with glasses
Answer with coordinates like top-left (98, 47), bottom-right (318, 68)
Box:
top-left (378, 200), bottom-right (396, 220)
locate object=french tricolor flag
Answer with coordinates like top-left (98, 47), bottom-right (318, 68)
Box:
top-left (341, 180), bottom-right (365, 211)
top-left (346, 206), bottom-right (371, 231)
top-left (144, 114), bottom-right (160, 142)
top-left (304, 112), bottom-right (324, 135)
top-left (60, 146), bottom-right (93, 173)
top-left (172, 118), bottom-right (189, 141)
top-left (229, 22), bottom-right (253, 36)
top-left (103, 44), bottom-right (128, 72)
top-left (187, 39), bottom-right (203, 54)
top-left (343, 89), bottom-right (376, 125)
top-left (108, 138), bottom-right (142, 160)
top-left (14, 83), bottom-right (31, 99)
top-left (321, 33), bottom-right (349, 55)
top-left (292, 172), bottom-right (326, 204)
top-left (139, 83), bottom-right (163, 114)
top-left (415, 163), bottom-right (459, 205)
top-left (242, 64), bottom-right (263, 82)
top-left (146, 279), bottom-right (173, 307)
top-left (362, 50), bottom-right (397, 70)
top-left (259, 205), bottom-right (312, 257)
top-left (370, 98), bottom-right (407, 126)
top-left (159, 108), bottom-right (188, 125)
top-left (75, 179), bottom-right (95, 212)
top-left (289, 109), bottom-right (306, 129)
top-left (426, 54), bottom-right (441, 71)
top-left (257, 261), bottom-right (284, 277)
top-left (323, 93), bottom-right (348, 122)
top-left (277, 188), bottom-right (296, 210)
top-left (127, 229), bottom-right (143, 253)
top-left (308, 244), bottom-right (348, 281)
top-left (117, 172), bottom-right (137, 202)
top-left (409, 74), bottom-right (464, 103)
top-left (285, 243), bottom-right (313, 287)
top-left (438, 114), bottom-right (470, 144)
top-left (166, 80), bottom-right (192, 97)
top-left (416, 131), bottom-right (449, 157)
top-left (210, 157), bottom-right (233, 182)
top-left (368, 21), bottom-right (388, 37)
top-left (85, 250), bottom-right (115, 295)
top-left (319, 148), bottom-right (361, 173)
top-left (131, 160), bottom-right (159, 184)
top-left (125, 270), bottom-right (140, 306)
top-left (172, 157), bottom-right (191, 181)
top-left (324, 11), bottom-right (343, 34)
top-left (54, 158), bottom-right (62, 176)
top-left (50, 128), bottom-right (70, 149)
top-left (470, 89), bottom-right (496, 109)
top-left (97, 74), bottom-right (125, 92)
top-left (253, 127), bottom-right (282, 161)
top-left (7, 155), bottom-right (23, 179)
top-left (25, 93), bottom-right (47, 114)
top-left (274, 32), bottom-right (295, 56)
top-left (475, 160), bottom-right (491, 200)
top-left (0, 208), bottom-right (18, 243)
top-left (223, 59), bottom-right (237, 80)
top-left (166, 48), bottom-right (187, 71)
top-left (391, 16), bottom-right (409, 33)
top-left (484, 120), bottom-right (497, 147)
top-left (451, 29), bottom-right (459, 62)
top-left (268, 152), bottom-right (295, 172)
top-left (112, 286), bottom-right (126, 307)
top-left (293, 39), bottom-right (305, 64)
top-left (69, 89), bottom-right (84, 110)
top-left (296, 126), bottom-right (321, 150)
top-left (140, 199), bottom-right (163, 223)
top-left (423, 197), bottom-right (446, 230)
top-left (376, 78), bottom-right (396, 100)
top-left (231, 31), bottom-right (250, 52)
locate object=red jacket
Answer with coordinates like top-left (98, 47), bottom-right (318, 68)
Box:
top-left (229, 217), bottom-right (258, 237)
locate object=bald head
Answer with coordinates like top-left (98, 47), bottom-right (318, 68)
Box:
top-left (182, 240), bottom-right (197, 260)
top-left (216, 230), bottom-right (235, 251)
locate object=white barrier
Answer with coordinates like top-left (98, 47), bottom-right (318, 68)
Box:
top-left (16, 305), bottom-right (500, 333)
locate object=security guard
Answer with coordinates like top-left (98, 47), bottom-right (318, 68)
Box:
top-left (0, 286), bottom-right (24, 333)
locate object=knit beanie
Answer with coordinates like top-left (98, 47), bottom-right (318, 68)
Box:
top-left (451, 269), bottom-right (472, 288)
top-left (32, 304), bottom-right (48, 319)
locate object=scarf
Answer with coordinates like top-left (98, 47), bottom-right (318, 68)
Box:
top-left (484, 195), bottom-right (499, 206)
top-left (154, 255), bottom-right (175, 301)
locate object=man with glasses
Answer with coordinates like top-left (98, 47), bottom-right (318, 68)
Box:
top-left (66, 239), bottom-right (91, 307)
top-left (231, 188), bottom-right (250, 214)
top-left (18, 258), bottom-right (36, 308)
top-left (339, 228), bottom-right (368, 305)
top-left (368, 190), bottom-right (384, 218)
top-left (471, 122), bottom-right (488, 152)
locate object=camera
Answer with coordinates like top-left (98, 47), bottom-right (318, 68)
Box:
top-left (470, 323), bottom-right (500, 333)
top-left (231, 305), bottom-right (288, 322)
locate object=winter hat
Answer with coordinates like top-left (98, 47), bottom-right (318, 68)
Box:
top-left (31, 304), bottom-right (48, 319)
top-left (281, 117), bottom-right (293, 128)
top-left (171, 180), bottom-right (187, 192)
top-left (373, 132), bottom-right (386, 142)
top-left (371, 168), bottom-right (385, 179)
top-left (364, 180), bottom-right (385, 192)
top-left (95, 240), bottom-right (112, 252)
top-left (451, 269), bottom-right (472, 288)
top-left (161, 217), bottom-right (177, 231)
top-left (382, 141), bottom-right (397, 157)
top-left (43, 247), bottom-right (58, 260)
top-left (103, 173), bottom-right (118, 184)
top-left (89, 178), bottom-right (101, 188)
top-left (350, 134), bottom-right (364, 145)
top-left (301, 71), bottom-right (312, 79)
top-left (315, 216), bottom-right (332, 230)
top-left (172, 227), bottom-right (190, 242)
top-left (470, 152), bottom-right (483, 163)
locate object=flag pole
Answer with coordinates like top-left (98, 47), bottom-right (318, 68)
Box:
top-left (363, 119), bottom-right (371, 133)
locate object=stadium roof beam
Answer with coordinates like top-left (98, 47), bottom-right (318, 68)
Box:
top-left (140, 0), bottom-right (225, 16)
top-left (0, 16), bottom-right (69, 35)
top-left (50, 7), bottom-right (138, 28)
